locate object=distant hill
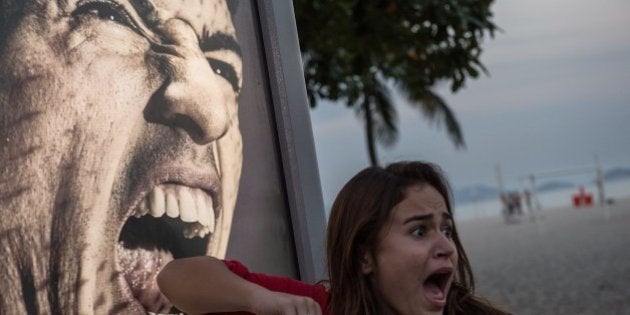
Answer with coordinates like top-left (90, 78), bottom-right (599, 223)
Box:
top-left (453, 167), bottom-right (630, 205)
top-left (536, 181), bottom-right (575, 193)
top-left (453, 184), bottom-right (498, 205)
top-left (604, 167), bottom-right (630, 182)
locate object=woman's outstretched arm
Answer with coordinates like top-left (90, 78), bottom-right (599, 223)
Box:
top-left (157, 256), bottom-right (322, 315)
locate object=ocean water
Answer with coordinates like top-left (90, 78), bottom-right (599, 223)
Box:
top-left (453, 179), bottom-right (630, 222)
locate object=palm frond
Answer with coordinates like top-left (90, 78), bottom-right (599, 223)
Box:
top-left (372, 80), bottom-right (398, 147)
top-left (397, 84), bottom-right (465, 149)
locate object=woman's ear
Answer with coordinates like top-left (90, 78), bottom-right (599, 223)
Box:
top-left (361, 251), bottom-right (374, 275)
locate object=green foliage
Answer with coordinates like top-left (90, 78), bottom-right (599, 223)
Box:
top-left (294, 0), bottom-right (497, 165)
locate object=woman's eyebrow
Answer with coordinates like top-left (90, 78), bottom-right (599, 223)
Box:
top-left (200, 32), bottom-right (242, 58)
top-left (404, 214), bottom-right (433, 224)
top-left (403, 212), bottom-right (452, 224)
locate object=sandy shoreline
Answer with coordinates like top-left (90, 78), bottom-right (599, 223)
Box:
top-left (457, 197), bottom-right (630, 315)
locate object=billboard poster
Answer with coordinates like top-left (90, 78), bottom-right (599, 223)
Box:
top-left (0, 0), bottom-right (325, 313)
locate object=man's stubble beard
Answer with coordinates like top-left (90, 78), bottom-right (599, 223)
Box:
top-left (0, 116), bottom-right (126, 313)
top-left (0, 120), bottom-right (235, 313)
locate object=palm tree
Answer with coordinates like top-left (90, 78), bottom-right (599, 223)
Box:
top-left (294, 0), bottom-right (495, 166)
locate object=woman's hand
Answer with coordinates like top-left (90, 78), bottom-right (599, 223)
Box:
top-left (249, 290), bottom-right (323, 315)
top-left (158, 256), bottom-right (323, 315)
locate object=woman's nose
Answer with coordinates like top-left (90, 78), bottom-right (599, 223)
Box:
top-left (149, 19), bottom-right (229, 145)
top-left (434, 233), bottom-right (456, 259)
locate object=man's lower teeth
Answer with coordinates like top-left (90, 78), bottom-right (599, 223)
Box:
top-left (183, 222), bottom-right (211, 239)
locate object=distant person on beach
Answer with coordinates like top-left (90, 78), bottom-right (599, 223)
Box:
top-left (158, 161), bottom-right (509, 315)
top-left (524, 189), bottom-right (536, 220)
top-left (511, 192), bottom-right (523, 216)
top-left (501, 191), bottom-right (525, 223)
top-left (524, 189), bottom-right (532, 212)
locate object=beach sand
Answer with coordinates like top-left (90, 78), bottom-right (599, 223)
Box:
top-left (457, 197), bottom-right (630, 315)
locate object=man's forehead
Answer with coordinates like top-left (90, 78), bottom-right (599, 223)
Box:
top-left (149, 0), bottom-right (234, 35)
top-left (33, 0), bottom-right (234, 36)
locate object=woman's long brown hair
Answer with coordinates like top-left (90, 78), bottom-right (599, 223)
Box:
top-left (326, 161), bottom-right (509, 315)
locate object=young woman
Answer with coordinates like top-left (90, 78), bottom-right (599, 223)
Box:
top-left (158, 161), bottom-right (509, 315)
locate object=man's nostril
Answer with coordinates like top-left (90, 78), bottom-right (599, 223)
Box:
top-left (169, 114), bottom-right (205, 143)
top-left (146, 72), bottom-right (230, 145)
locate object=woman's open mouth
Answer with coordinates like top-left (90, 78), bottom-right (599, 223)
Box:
top-left (116, 183), bottom-right (219, 314)
top-left (423, 268), bottom-right (453, 308)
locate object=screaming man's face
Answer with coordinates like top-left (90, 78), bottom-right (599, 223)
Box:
top-left (0, 0), bottom-right (242, 313)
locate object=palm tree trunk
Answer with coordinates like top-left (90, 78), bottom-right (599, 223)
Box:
top-left (363, 96), bottom-right (379, 166)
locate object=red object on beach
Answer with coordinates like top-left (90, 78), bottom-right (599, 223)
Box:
top-left (584, 194), bottom-right (592, 205)
top-left (573, 186), bottom-right (593, 208)
top-left (572, 195), bottom-right (580, 207)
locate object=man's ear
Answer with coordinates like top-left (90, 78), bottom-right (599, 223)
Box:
top-left (360, 251), bottom-right (374, 275)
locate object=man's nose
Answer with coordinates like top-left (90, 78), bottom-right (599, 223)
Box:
top-left (149, 19), bottom-right (229, 145)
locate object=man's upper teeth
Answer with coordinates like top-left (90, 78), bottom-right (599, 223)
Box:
top-left (179, 189), bottom-right (197, 222)
top-left (149, 186), bottom-right (166, 217)
top-left (134, 198), bottom-right (150, 218)
top-left (164, 189), bottom-right (178, 218)
top-left (134, 184), bottom-right (215, 239)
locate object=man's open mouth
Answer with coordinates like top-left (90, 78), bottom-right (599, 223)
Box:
top-left (116, 183), bottom-right (219, 314)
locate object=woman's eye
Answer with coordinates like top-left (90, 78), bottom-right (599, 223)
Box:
top-left (208, 58), bottom-right (240, 93)
top-left (73, 0), bottom-right (134, 28)
top-left (441, 225), bottom-right (453, 238)
top-left (411, 226), bottom-right (426, 237)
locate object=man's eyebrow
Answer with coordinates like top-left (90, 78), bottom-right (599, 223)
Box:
top-left (200, 32), bottom-right (242, 58)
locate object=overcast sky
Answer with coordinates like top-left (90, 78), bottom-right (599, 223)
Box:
top-left (309, 0), bottom-right (630, 208)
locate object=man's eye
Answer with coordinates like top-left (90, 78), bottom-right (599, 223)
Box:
top-left (208, 58), bottom-right (240, 93)
top-left (73, 0), bottom-right (134, 28)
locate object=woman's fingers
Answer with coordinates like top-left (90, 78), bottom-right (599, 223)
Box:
top-left (305, 296), bottom-right (322, 315)
top-left (286, 295), bottom-right (319, 315)
top-left (295, 296), bottom-right (314, 315)
top-left (253, 291), bottom-right (321, 315)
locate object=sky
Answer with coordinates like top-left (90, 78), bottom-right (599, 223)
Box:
top-left (309, 0), bottom-right (630, 209)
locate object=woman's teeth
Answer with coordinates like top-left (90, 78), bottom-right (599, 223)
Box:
top-left (133, 184), bottom-right (215, 239)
